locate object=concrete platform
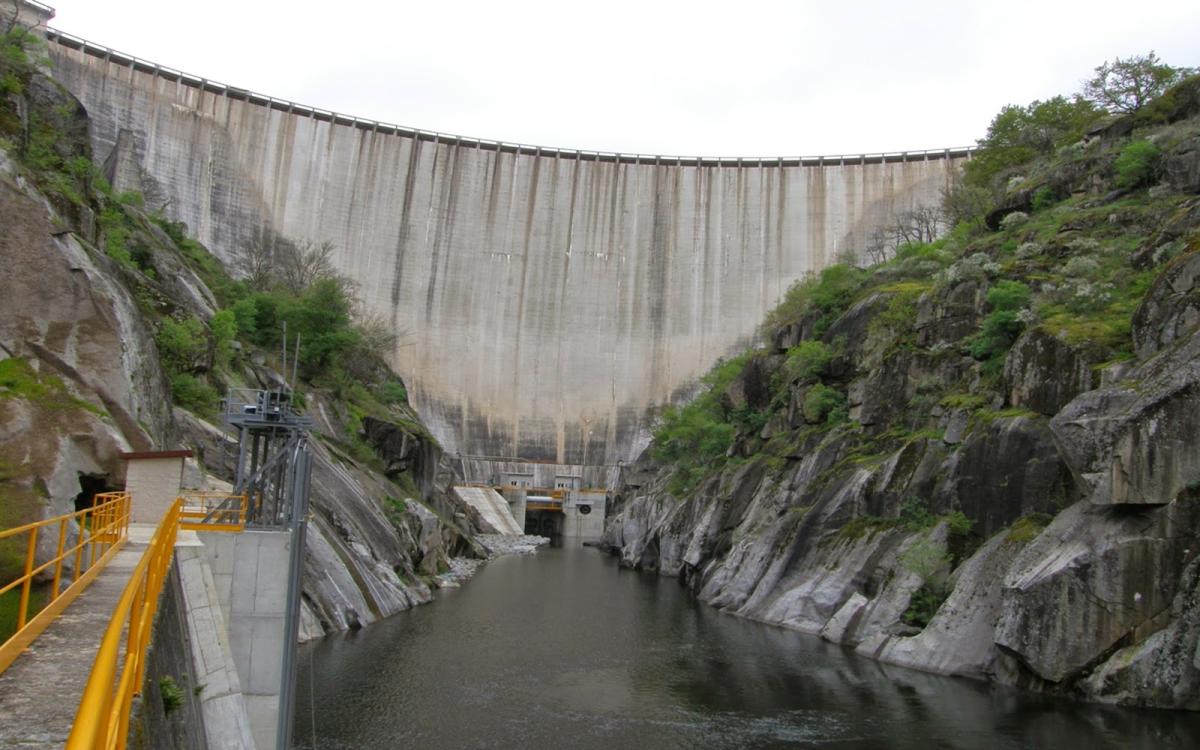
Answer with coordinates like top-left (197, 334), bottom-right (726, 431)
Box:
top-left (0, 537), bottom-right (147, 748)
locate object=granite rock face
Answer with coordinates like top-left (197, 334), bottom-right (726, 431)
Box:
top-left (0, 135), bottom-right (162, 530)
top-left (0, 86), bottom-right (483, 645)
top-left (605, 248), bottom-right (1200, 709)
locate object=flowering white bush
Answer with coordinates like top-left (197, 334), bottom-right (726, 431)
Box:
top-left (1016, 241), bottom-right (1043, 259)
top-left (1063, 255), bottom-right (1101, 278)
top-left (1000, 211), bottom-right (1029, 230)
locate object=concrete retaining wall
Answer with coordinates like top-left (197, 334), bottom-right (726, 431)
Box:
top-left (199, 531), bottom-right (291, 750)
top-left (130, 555), bottom-right (208, 750)
top-left (45, 33), bottom-right (968, 468)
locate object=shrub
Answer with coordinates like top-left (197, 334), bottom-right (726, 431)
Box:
top-left (170, 373), bottom-right (219, 416)
top-left (964, 96), bottom-right (1100, 188)
top-left (1031, 186), bottom-right (1059, 212)
top-left (1007, 512), bottom-right (1055, 543)
top-left (802, 384), bottom-right (847, 424)
top-left (1113, 140), bottom-right (1161, 190)
top-left (159, 676), bottom-right (184, 715)
top-left (783, 340), bottom-right (831, 383)
top-left (761, 264), bottom-right (867, 337)
top-left (999, 211), bottom-right (1029, 230)
top-left (377, 381), bottom-right (408, 405)
top-left (903, 582), bottom-right (947, 629)
top-left (210, 310), bottom-right (237, 370)
top-left (898, 535), bottom-right (953, 628)
top-left (650, 353), bottom-right (760, 491)
top-left (157, 317), bottom-right (209, 373)
top-left (968, 280), bottom-right (1031, 363)
top-left (987, 280), bottom-right (1032, 312)
top-left (900, 496), bottom-right (936, 530)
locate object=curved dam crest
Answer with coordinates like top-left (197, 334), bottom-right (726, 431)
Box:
top-left (45, 32), bottom-right (969, 470)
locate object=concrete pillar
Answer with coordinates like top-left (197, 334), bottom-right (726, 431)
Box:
top-left (120, 450), bottom-right (192, 524)
top-left (500, 487), bottom-right (526, 531)
top-left (562, 490), bottom-right (607, 543)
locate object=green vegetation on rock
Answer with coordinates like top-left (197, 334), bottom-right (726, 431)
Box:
top-left (640, 51), bottom-right (1199, 624)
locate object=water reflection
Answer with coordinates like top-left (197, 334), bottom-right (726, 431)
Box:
top-left (294, 546), bottom-right (1200, 749)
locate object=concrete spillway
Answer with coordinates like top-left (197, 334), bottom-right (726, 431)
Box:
top-left (452, 486), bottom-right (523, 535)
top-left (44, 31), bottom-right (969, 471)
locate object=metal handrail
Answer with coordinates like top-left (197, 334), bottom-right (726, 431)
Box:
top-left (179, 492), bottom-right (248, 531)
top-left (42, 27), bottom-right (975, 167)
top-left (18, 0), bottom-right (55, 13)
top-left (0, 492), bottom-right (130, 675)
top-left (66, 499), bottom-right (182, 750)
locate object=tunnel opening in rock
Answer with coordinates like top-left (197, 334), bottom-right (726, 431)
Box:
top-left (74, 473), bottom-right (117, 513)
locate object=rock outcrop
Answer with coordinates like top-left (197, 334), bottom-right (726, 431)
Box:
top-left (604, 120), bottom-right (1200, 708)
top-left (0, 71), bottom-right (488, 643)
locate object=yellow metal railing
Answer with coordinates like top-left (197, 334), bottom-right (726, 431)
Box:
top-left (0, 492), bottom-right (131, 675)
top-left (66, 498), bottom-right (182, 750)
top-left (179, 492), bottom-right (248, 532)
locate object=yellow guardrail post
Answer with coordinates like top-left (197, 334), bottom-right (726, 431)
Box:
top-left (66, 498), bottom-right (182, 750)
top-left (0, 493), bottom-right (131, 675)
top-left (17, 526), bottom-right (38, 631)
top-left (52, 517), bottom-right (68, 598)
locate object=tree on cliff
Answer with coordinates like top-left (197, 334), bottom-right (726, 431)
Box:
top-left (962, 96), bottom-right (1100, 188)
top-left (1084, 52), bottom-right (1196, 114)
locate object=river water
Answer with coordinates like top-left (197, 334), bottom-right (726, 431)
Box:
top-left (294, 546), bottom-right (1200, 749)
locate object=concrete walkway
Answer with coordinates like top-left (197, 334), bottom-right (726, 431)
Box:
top-left (0, 528), bottom-right (151, 748)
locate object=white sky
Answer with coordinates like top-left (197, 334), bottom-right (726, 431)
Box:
top-left (40, 0), bottom-right (1200, 158)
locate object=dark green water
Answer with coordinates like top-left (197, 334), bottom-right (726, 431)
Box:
top-left (294, 546), bottom-right (1200, 749)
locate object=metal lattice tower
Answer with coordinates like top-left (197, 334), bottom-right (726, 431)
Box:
top-left (222, 387), bottom-right (313, 527)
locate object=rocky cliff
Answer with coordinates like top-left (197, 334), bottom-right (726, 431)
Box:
top-left (604, 79), bottom-right (1200, 710)
top-left (0, 41), bottom-right (488, 641)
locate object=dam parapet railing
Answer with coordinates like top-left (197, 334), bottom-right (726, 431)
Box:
top-left (44, 28), bottom-right (974, 168)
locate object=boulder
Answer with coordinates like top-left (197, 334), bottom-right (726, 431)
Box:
top-left (995, 498), bottom-right (1200, 684)
top-left (1163, 134), bottom-right (1200, 194)
top-left (1002, 328), bottom-right (1097, 416)
top-left (871, 530), bottom-right (1028, 677)
top-left (360, 416), bottom-right (442, 498)
top-left (915, 280), bottom-right (981, 348)
top-left (1079, 553), bottom-right (1200, 710)
top-left (1052, 329), bottom-right (1200, 506)
top-left (1131, 250), bottom-right (1200, 359)
top-left (936, 415), bottom-right (1071, 537)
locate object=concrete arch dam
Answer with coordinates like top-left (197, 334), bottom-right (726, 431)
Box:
top-left (45, 32), bottom-right (970, 473)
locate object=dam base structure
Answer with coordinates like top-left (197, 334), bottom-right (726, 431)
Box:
top-left (40, 18), bottom-right (970, 483)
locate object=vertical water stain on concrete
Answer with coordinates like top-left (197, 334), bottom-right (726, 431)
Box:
top-left (48, 40), bottom-right (967, 466)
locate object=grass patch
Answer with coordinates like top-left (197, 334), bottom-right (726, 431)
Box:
top-left (941, 393), bottom-right (989, 411)
top-left (1007, 512), bottom-right (1055, 543)
top-left (0, 585), bottom-right (48, 642)
top-left (973, 407), bottom-right (1039, 423)
top-left (836, 515), bottom-right (900, 541)
top-left (0, 358), bottom-right (104, 416)
top-left (159, 675), bottom-right (185, 714)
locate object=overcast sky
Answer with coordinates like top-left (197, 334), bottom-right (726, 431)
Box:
top-left (40, 0), bottom-right (1200, 157)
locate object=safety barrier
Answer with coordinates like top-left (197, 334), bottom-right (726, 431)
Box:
top-left (179, 492), bottom-right (248, 532)
top-left (0, 492), bottom-right (131, 675)
top-left (43, 27), bottom-right (974, 168)
top-left (66, 498), bottom-right (182, 750)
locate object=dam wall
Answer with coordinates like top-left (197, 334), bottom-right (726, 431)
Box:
top-left (45, 31), bottom-right (970, 468)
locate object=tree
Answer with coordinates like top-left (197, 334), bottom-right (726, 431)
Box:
top-left (236, 227), bottom-right (338, 293)
top-left (861, 207), bottom-right (945, 265)
top-left (964, 96), bottom-right (1100, 187)
top-left (1084, 52), bottom-right (1195, 114)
